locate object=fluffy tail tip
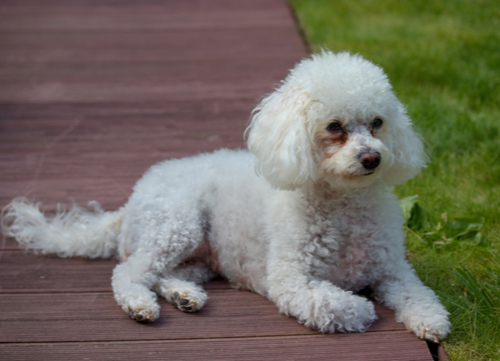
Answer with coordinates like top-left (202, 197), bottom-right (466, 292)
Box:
top-left (1, 197), bottom-right (121, 258)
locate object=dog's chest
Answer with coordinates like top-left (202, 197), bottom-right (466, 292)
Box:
top-left (305, 204), bottom-right (384, 290)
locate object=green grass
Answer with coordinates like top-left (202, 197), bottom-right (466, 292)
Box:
top-left (289, 0), bottom-right (500, 359)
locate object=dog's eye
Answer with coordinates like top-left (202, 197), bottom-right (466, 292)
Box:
top-left (372, 118), bottom-right (383, 129)
top-left (326, 122), bottom-right (343, 133)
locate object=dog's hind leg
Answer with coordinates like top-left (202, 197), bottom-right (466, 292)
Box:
top-left (111, 193), bottom-right (212, 321)
top-left (111, 213), bottom-right (209, 321)
top-left (112, 251), bottom-right (213, 321)
top-left (111, 252), bottom-right (163, 322)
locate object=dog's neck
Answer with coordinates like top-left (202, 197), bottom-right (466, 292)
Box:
top-left (300, 179), bottom-right (388, 204)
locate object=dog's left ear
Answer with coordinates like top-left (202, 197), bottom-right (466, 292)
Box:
top-left (246, 85), bottom-right (317, 190)
top-left (383, 101), bottom-right (428, 185)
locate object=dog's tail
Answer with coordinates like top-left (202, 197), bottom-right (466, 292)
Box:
top-left (1, 197), bottom-right (123, 258)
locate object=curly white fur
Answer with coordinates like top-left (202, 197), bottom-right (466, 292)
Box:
top-left (1, 51), bottom-right (449, 342)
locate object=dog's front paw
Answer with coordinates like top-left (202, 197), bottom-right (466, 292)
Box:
top-left (321, 293), bottom-right (377, 333)
top-left (293, 286), bottom-right (377, 333)
top-left (404, 311), bottom-right (451, 343)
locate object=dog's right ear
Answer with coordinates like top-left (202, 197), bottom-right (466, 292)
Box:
top-left (245, 85), bottom-right (317, 190)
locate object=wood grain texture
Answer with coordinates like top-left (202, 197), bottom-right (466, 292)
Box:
top-left (0, 250), bottom-right (230, 292)
top-left (0, 333), bottom-right (432, 361)
top-left (0, 30), bottom-right (303, 63)
top-left (0, 0), bottom-right (304, 104)
top-left (0, 101), bottom-right (252, 158)
top-left (0, 291), bottom-right (405, 343)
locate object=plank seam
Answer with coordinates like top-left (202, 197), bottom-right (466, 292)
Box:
top-left (0, 329), bottom-right (413, 345)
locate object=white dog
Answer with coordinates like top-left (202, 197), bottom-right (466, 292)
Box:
top-left (2, 51), bottom-right (450, 342)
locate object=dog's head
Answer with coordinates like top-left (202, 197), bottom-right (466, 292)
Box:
top-left (246, 51), bottom-right (427, 190)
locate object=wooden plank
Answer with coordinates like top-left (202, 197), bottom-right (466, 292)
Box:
top-left (0, 250), bottom-right (230, 291)
top-left (0, 99), bottom-right (254, 149)
top-left (0, 57), bottom-right (298, 83)
top-left (0, 113), bottom-right (249, 151)
top-left (0, 0), bottom-right (289, 13)
top-left (0, 237), bottom-right (20, 250)
top-left (0, 178), bottom-right (135, 210)
top-left (0, 252), bottom-right (115, 293)
top-left (0, 99), bottom-right (256, 119)
top-left (0, 80), bottom-right (281, 103)
top-left (0, 99), bottom-right (256, 126)
top-left (0, 130), bottom-right (245, 153)
top-left (0, 7), bottom-right (294, 32)
top-left (0, 291), bottom-right (404, 343)
top-left (0, 333), bottom-right (432, 361)
top-left (0, 63), bottom-right (293, 103)
top-left (0, 29), bottom-right (304, 66)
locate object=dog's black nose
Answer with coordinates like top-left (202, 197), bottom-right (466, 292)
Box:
top-left (359, 152), bottom-right (381, 170)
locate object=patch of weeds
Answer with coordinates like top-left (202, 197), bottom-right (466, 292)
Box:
top-left (401, 195), bottom-right (500, 359)
top-left (401, 195), bottom-right (491, 248)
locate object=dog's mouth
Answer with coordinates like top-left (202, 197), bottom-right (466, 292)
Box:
top-left (339, 170), bottom-right (376, 180)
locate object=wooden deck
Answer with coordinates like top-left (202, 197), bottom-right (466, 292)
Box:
top-left (0, 1), bottom-right (434, 360)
